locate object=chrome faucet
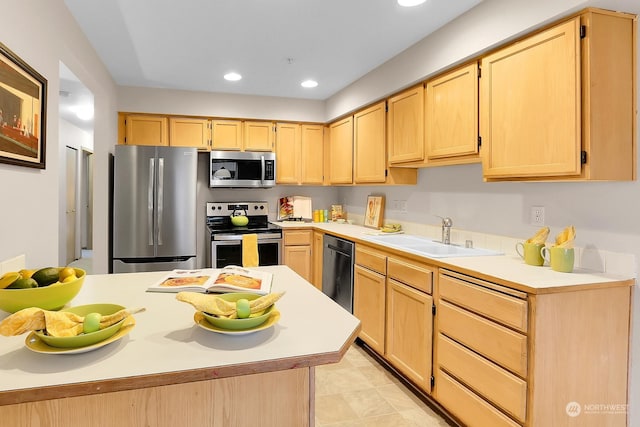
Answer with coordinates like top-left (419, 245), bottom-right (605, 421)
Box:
top-left (438, 216), bottom-right (453, 245)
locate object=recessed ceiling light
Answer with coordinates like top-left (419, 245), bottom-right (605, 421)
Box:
top-left (301, 80), bottom-right (318, 88)
top-left (224, 72), bottom-right (242, 81)
top-left (72, 105), bottom-right (94, 121)
top-left (397, 0), bottom-right (426, 6)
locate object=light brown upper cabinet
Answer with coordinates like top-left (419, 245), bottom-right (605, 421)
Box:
top-left (480, 9), bottom-right (636, 181)
top-left (354, 101), bottom-right (387, 183)
top-left (328, 116), bottom-right (354, 184)
top-left (300, 124), bottom-right (324, 185)
top-left (425, 62), bottom-right (480, 165)
top-left (122, 114), bottom-right (168, 146)
top-left (276, 123), bottom-right (324, 185)
top-left (387, 85), bottom-right (424, 164)
top-left (275, 122), bottom-right (300, 184)
top-left (169, 117), bottom-right (210, 150)
top-left (211, 119), bottom-right (243, 150)
top-left (243, 121), bottom-right (274, 151)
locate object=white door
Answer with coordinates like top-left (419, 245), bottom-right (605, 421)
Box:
top-left (66, 146), bottom-right (78, 264)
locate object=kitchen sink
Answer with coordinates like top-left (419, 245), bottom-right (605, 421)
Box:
top-left (362, 234), bottom-right (502, 258)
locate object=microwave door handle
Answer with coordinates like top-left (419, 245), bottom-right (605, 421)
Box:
top-left (260, 155), bottom-right (265, 185)
top-left (148, 158), bottom-right (155, 246)
top-left (157, 157), bottom-right (164, 246)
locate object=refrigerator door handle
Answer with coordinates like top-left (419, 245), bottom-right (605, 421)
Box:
top-left (148, 158), bottom-right (155, 246)
top-left (157, 157), bottom-right (164, 246)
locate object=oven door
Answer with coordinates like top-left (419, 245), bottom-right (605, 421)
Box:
top-left (210, 234), bottom-right (282, 268)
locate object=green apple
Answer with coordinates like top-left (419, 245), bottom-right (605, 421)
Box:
top-left (83, 312), bottom-right (102, 334)
top-left (236, 299), bottom-right (251, 319)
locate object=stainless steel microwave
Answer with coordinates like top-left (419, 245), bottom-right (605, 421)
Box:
top-left (209, 151), bottom-right (276, 188)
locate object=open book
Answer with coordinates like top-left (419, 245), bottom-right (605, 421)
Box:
top-left (147, 266), bottom-right (273, 295)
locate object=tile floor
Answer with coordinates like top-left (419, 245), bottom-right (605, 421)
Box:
top-left (315, 343), bottom-right (452, 427)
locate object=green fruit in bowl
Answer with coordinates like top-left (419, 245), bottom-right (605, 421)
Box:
top-left (83, 312), bottom-right (102, 333)
top-left (32, 267), bottom-right (62, 287)
top-left (236, 299), bottom-right (251, 318)
top-left (7, 278), bottom-right (38, 289)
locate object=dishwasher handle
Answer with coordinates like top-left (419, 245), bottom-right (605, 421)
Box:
top-left (326, 243), bottom-right (351, 255)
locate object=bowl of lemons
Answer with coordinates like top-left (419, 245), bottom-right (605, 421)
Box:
top-left (0, 267), bottom-right (85, 313)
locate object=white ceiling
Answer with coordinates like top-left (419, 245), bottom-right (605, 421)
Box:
top-left (59, 0), bottom-right (483, 131)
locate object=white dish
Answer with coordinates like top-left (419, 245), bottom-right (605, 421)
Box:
top-left (24, 316), bottom-right (135, 354)
top-left (193, 310), bottom-right (280, 336)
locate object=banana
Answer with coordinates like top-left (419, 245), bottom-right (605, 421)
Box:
top-left (249, 292), bottom-right (285, 313)
top-left (555, 226), bottom-right (576, 248)
top-left (176, 292), bottom-right (236, 316)
top-left (99, 307), bottom-right (146, 329)
top-left (176, 291), bottom-right (285, 318)
top-left (526, 226), bottom-right (550, 244)
top-left (0, 307), bottom-right (145, 337)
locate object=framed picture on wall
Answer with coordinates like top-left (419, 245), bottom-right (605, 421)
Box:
top-left (0, 42), bottom-right (47, 169)
top-left (364, 195), bottom-right (385, 229)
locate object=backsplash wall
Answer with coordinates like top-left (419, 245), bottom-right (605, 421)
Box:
top-left (338, 163), bottom-right (639, 278)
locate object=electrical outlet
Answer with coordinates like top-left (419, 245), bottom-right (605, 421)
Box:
top-left (399, 200), bottom-right (408, 214)
top-left (531, 206), bottom-right (545, 226)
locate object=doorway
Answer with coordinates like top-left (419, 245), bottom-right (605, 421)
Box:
top-left (65, 146), bottom-right (78, 264)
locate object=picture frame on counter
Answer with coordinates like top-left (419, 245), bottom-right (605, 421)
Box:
top-left (364, 195), bottom-right (384, 229)
top-left (0, 42), bottom-right (47, 169)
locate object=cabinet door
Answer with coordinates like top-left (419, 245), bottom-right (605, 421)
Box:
top-left (328, 116), bottom-right (353, 184)
top-left (244, 121), bottom-right (274, 151)
top-left (312, 231), bottom-right (323, 290)
top-left (284, 245), bottom-right (312, 283)
top-left (300, 125), bottom-right (324, 185)
top-left (386, 278), bottom-right (433, 392)
top-left (480, 18), bottom-right (581, 178)
top-left (354, 101), bottom-right (386, 183)
top-left (169, 117), bottom-right (210, 150)
top-left (354, 265), bottom-right (386, 354)
top-left (275, 123), bottom-right (301, 184)
top-left (211, 120), bottom-right (242, 150)
top-left (426, 63), bottom-right (479, 160)
top-left (387, 85), bottom-right (424, 164)
top-left (125, 115), bottom-right (168, 146)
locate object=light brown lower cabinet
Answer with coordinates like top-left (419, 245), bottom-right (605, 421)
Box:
top-left (282, 229), bottom-right (313, 283)
top-left (436, 269), bottom-right (632, 427)
top-left (353, 244), bottom-right (434, 393)
top-left (352, 246), bottom-right (633, 427)
top-left (312, 231), bottom-right (323, 290)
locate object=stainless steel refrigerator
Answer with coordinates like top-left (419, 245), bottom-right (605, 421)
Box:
top-left (111, 145), bottom-right (197, 273)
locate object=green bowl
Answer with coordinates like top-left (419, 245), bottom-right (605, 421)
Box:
top-left (202, 293), bottom-right (274, 330)
top-left (0, 268), bottom-right (85, 313)
top-left (34, 303), bottom-right (125, 348)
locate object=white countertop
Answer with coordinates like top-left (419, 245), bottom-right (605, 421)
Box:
top-left (0, 266), bottom-right (360, 402)
top-left (274, 221), bottom-right (635, 293)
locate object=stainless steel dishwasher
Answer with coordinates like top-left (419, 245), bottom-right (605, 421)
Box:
top-left (322, 234), bottom-right (354, 313)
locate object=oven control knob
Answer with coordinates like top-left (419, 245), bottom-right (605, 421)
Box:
top-left (217, 206), bottom-right (221, 210)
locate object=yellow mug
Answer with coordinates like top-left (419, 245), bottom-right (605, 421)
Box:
top-left (515, 242), bottom-right (544, 266)
top-left (541, 246), bottom-right (574, 273)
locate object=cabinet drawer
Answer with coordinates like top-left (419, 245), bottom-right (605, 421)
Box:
top-left (438, 301), bottom-right (527, 377)
top-left (438, 334), bottom-right (527, 422)
top-left (355, 245), bottom-right (387, 275)
top-left (283, 230), bottom-right (312, 246)
top-left (437, 369), bottom-right (520, 427)
top-left (439, 272), bottom-right (528, 333)
top-left (387, 257), bottom-right (433, 294)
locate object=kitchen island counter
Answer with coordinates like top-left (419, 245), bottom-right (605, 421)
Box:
top-left (0, 265), bottom-right (360, 427)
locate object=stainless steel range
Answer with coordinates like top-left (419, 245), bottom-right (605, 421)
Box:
top-left (206, 201), bottom-right (282, 268)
